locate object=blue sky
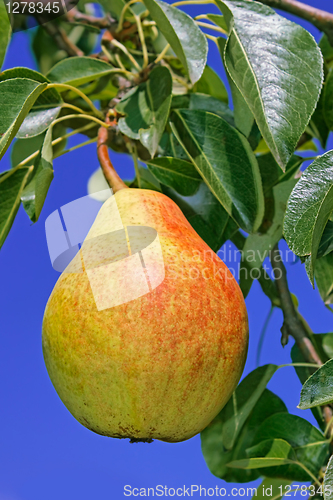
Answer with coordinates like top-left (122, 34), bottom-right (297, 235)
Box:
top-left (0, 2), bottom-right (333, 499)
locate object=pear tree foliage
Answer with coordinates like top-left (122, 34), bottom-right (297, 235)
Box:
top-left (1, 0), bottom-right (333, 494)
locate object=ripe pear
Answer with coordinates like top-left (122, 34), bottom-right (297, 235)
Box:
top-left (42, 188), bottom-right (248, 443)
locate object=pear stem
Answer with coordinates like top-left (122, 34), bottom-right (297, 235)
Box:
top-left (97, 124), bottom-right (129, 193)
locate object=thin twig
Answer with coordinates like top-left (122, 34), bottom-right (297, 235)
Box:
top-left (97, 123), bottom-right (128, 193)
top-left (135, 14), bottom-right (149, 68)
top-left (270, 244), bottom-right (322, 364)
top-left (66, 7), bottom-right (114, 29)
top-left (257, 0), bottom-right (333, 45)
top-left (154, 44), bottom-right (171, 64)
top-left (195, 20), bottom-right (227, 33)
top-left (47, 83), bottom-right (103, 117)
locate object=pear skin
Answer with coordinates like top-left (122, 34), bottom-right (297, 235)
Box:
top-left (42, 189), bottom-right (248, 443)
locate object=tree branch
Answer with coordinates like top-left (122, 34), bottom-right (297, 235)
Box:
top-left (270, 244), bottom-right (322, 364)
top-left (270, 243), bottom-right (333, 430)
top-left (257, 0), bottom-right (333, 45)
top-left (97, 121), bottom-right (129, 193)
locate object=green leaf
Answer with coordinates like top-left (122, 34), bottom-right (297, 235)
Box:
top-left (217, 37), bottom-right (254, 137)
top-left (47, 57), bottom-right (118, 87)
top-left (0, 68), bottom-right (62, 138)
top-left (324, 454), bottom-right (333, 500)
top-left (318, 221), bottom-right (333, 259)
top-left (201, 388), bottom-right (287, 483)
top-left (231, 230), bottom-right (281, 303)
top-left (207, 14), bottom-right (228, 32)
top-left (0, 78), bottom-right (48, 160)
top-left (0, 1), bottom-right (11, 69)
top-left (147, 157), bottom-right (201, 196)
top-left (142, 0), bottom-right (207, 84)
top-left (96, 0), bottom-right (127, 19)
top-left (136, 165), bottom-right (162, 191)
top-left (11, 134), bottom-right (45, 168)
top-left (21, 127), bottom-right (54, 222)
top-left (221, 365), bottom-right (278, 450)
top-left (0, 167), bottom-right (32, 249)
top-left (299, 359), bottom-right (333, 409)
top-left (258, 154), bottom-right (303, 195)
top-left (242, 177), bottom-right (298, 271)
top-left (192, 65), bottom-right (228, 103)
top-left (117, 66), bottom-right (172, 157)
top-left (310, 84), bottom-right (330, 149)
top-left (216, 0), bottom-right (323, 170)
top-left (252, 413), bottom-right (328, 481)
top-left (322, 334), bottom-right (333, 359)
top-left (320, 35), bottom-right (333, 66)
top-left (172, 92), bottom-right (234, 126)
top-left (228, 439), bottom-right (295, 469)
top-left (315, 253), bottom-right (333, 306)
top-left (171, 109), bottom-right (264, 233)
top-left (291, 337), bottom-right (327, 430)
top-left (324, 70), bottom-right (333, 131)
top-left (162, 182), bottom-right (234, 252)
top-left (284, 151), bottom-right (333, 285)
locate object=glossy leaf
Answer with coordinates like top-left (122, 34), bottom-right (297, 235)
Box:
top-left (21, 128), bottom-right (54, 222)
top-left (171, 109), bottom-right (264, 233)
top-left (0, 0), bottom-right (11, 69)
top-left (284, 151), bottom-right (333, 285)
top-left (324, 70), bottom-right (333, 131)
top-left (228, 439), bottom-right (294, 469)
top-left (324, 454), bottom-right (333, 500)
top-left (252, 413), bottom-right (328, 481)
top-left (162, 182), bottom-right (235, 252)
top-left (299, 359), bottom-right (333, 409)
top-left (172, 93), bottom-right (234, 126)
top-left (0, 68), bottom-right (62, 138)
top-left (193, 65), bottom-right (228, 103)
top-left (216, 0), bottom-right (323, 170)
top-left (0, 78), bottom-right (47, 160)
top-left (217, 37), bottom-right (254, 137)
top-left (142, 0), bottom-right (207, 83)
top-left (47, 57), bottom-right (118, 87)
top-left (116, 66), bottom-right (172, 157)
top-left (147, 157), bottom-right (201, 196)
top-left (201, 388), bottom-right (287, 483)
top-left (0, 167), bottom-right (32, 249)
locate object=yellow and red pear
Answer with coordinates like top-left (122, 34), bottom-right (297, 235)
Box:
top-left (42, 182), bottom-right (248, 443)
